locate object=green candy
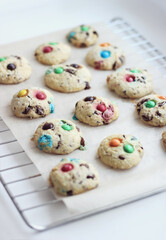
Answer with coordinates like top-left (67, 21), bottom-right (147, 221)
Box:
top-left (62, 124), bottom-right (73, 131)
top-left (45, 69), bottom-right (52, 75)
top-left (124, 144), bottom-right (134, 153)
top-left (49, 42), bottom-right (58, 45)
top-left (130, 69), bottom-right (141, 73)
top-left (54, 67), bottom-right (64, 74)
top-left (81, 26), bottom-right (89, 31)
top-left (145, 100), bottom-right (156, 108)
top-left (0, 57), bottom-right (6, 62)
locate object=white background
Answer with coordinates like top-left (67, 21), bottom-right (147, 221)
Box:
top-left (1, 0), bottom-right (166, 239)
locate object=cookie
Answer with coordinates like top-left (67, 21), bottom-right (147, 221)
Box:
top-left (75, 96), bottom-right (119, 126)
top-left (136, 95), bottom-right (166, 126)
top-left (34, 42), bottom-right (71, 65)
top-left (86, 42), bottom-right (125, 70)
top-left (162, 131), bottom-right (166, 148)
top-left (11, 87), bottom-right (54, 119)
top-left (44, 63), bottom-right (91, 92)
top-left (98, 134), bottom-right (144, 169)
top-left (33, 119), bottom-right (86, 154)
top-left (50, 157), bottom-right (99, 196)
top-left (66, 25), bottom-right (98, 48)
top-left (0, 55), bottom-right (31, 84)
top-left (107, 68), bottom-right (153, 98)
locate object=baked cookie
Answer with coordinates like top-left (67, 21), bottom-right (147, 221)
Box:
top-left (50, 157), bottom-right (99, 196)
top-left (75, 96), bottom-right (119, 126)
top-left (0, 55), bottom-right (31, 84)
top-left (44, 63), bottom-right (91, 92)
top-left (107, 68), bottom-right (153, 98)
top-left (34, 42), bottom-right (71, 65)
top-left (136, 94), bottom-right (166, 126)
top-left (33, 119), bottom-right (86, 154)
top-left (66, 24), bottom-right (98, 48)
top-left (86, 42), bottom-right (125, 70)
top-left (11, 87), bottom-right (54, 119)
top-left (98, 134), bottom-right (144, 169)
top-left (162, 131), bottom-right (166, 148)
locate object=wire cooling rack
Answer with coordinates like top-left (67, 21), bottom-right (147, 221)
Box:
top-left (1, 17), bottom-right (166, 231)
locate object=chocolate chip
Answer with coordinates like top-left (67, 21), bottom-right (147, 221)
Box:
top-left (94, 110), bottom-right (99, 115)
top-left (142, 114), bottom-right (153, 121)
top-left (86, 175), bottom-right (95, 179)
top-left (7, 63), bottom-right (16, 71)
top-left (14, 56), bottom-right (21, 60)
top-left (70, 64), bottom-right (80, 69)
top-left (22, 106), bottom-right (31, 114)
top-left (65, 68), bottom-right (75, 75)
top-left (42, 122), bottom-right (54, 130)
top-left (155, 110), bottom-right (162, 117)
top-left (80, 163), bottom-right (89, 168)
top-left (93, 31), bottom-right (98, 36)
top-left (123, 135), bottom-right (126, 138)
top-left (80, 43), bottom-right (87, 48)
top-left (76, 126), bottom-right (80, 132)
top-left (35, 106), bottom-right (45, 116)
top-left (112, 62), bottom-right (117, 70)
top-left (119, 56), bottom-right (124, 63)
top-left (34, 53), bottom-right (38, 56)
top-left (75, 102), bottom-right (78, 108)
top-left (119, 155), bottom-right (125, 160)
top-left (86, 32), bottom-right (89, 36)
top-left (84, 96), bottom-right (96, 102)
top-left (66, 190), bottom-right (73, 196)
top-left (85, 82), bottom-right (90, 89)
top-left (56, 134), bottom-right (61, 149)
top-left (123, 90), bottom-right (127, 95)
top-left (80, 137), bottom-right (85, 146)
top-left (158, 102), bottom-right (166, 107)
top-left (141, 146), bottom-right (144, 149)
top-left (137, 98), bottom-right (149, 107)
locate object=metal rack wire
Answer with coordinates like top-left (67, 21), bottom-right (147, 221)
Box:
top-left (1, 17), bottom-right (166, 231)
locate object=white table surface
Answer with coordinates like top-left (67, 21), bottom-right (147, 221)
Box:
top-left (1, 0), bottom-right (166, 239)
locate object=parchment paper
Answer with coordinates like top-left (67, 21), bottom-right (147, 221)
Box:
top-left (0, 22), bottom-right (166, 213)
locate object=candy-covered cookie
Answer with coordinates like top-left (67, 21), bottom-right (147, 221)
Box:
top-left (107, 68), bottom-right (153, 98)
top-left (33, 119), bottom-right (86, 154)
top-left (75, 96), bottom-right (119, 126)
top-left (11, 87), bottom-right (54, 119)
top-left (34, 42), bottom-right (71, 65)
top-left (162, 131), bottom-right (166, 148)
top-left (136, 95), bottom-right (166, 126)
top-left (50, 158), bottom-right (99, 196)
top-left (98, 134), bottom-right (144, 169)
top-left (0, 55), bottom-right (31, 84)
top-left (44, 63), bottom-right (91, 92)
top-left (86, 43), bottom-right (125, 70)
top-left (66, 25), bottom-right (98, 48)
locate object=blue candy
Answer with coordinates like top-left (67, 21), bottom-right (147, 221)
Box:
top-left (72, 114), bottom-right (78, 120)
top-left (100, 50), bottom-right (111, 59)
top-left (68, 32), bottom-right (76, 42)
top-left (38, 134), bottom-right (52, 150)
top-left (49, 103), bottom-right (54, 113)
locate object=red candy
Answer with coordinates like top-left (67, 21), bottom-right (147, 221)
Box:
top-left (36, 91), bottom-right (47, 100)
top-left (97, 103), bottom-right (107, 112)
top-left (125, 74), bottom-right (135, 82)
top-left (43, 46), bottom-right (53, 53)
top-left (61, 163), bottom-right (74, 172)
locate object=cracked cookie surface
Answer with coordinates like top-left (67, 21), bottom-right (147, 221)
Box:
top-left (50, 157), bottom-right (99, 196)
top-left (44, 63), bottom-right (91, 92)
top-left (11, 87), bottom-right (54, 119)
top-left (107, 68), bottom-right (153, 98)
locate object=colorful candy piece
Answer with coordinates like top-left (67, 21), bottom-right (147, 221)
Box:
top-left (0, 57), bottom-right (6, 62)
top-left (109, 138), bottom-right (122, 147)
top-left (17, 89), bottom-right (29, 97)
top-left (81, 26), bottom-right (89, 31)
top-left (130, 69), bottom-right (141, 73)
top-left (62, 124), bottom-right (73, 131)
top-left (42, 123), bottom-right (54, 130)
top-left (36, 91), bottom-right (47, 100)
top-left (68, 32), bottom-right (76, 42)
top-left (61, 163), bottom-right (74, 172)
top-left (72, 114), bottom-right (78, 120)
top-left (100, 43), bottom-right (111, 47)
top-left (97, 103), bottom-right (107, 112)
top-left (123, 144), bottom-right (134, 153)
top-left (45, 69), bottom-right (53, 75)
top-left (43, 46), bottom-right (53, 53)
top-left (125, 74), bottom-right (135, 82)
top-left (38, 134), bottom-right (52, 150)
top-left (145, 100), bottom-right (156, 108)
top-left (54, 67), bottom-right (64, 74)
top-left (49, 42), bottom-right (58, 45)
top-left (158, 96), bottom-right (166, 100)
top-left (102, 108), bottom-right (114, 120)
top-left (49, 103), bottom-right (54, 113)
top-left (100, 50), bottom-right (111, 59)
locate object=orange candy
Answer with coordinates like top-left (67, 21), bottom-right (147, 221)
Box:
top-left (109, 138), bottom-right (122, 147)
top-left (100, 42), bottom-right (111, 47)
top-left (158, 96), bottom-right (166, 100)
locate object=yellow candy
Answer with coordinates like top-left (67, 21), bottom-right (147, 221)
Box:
top-left (17, 89), bottom-right (28, 97)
